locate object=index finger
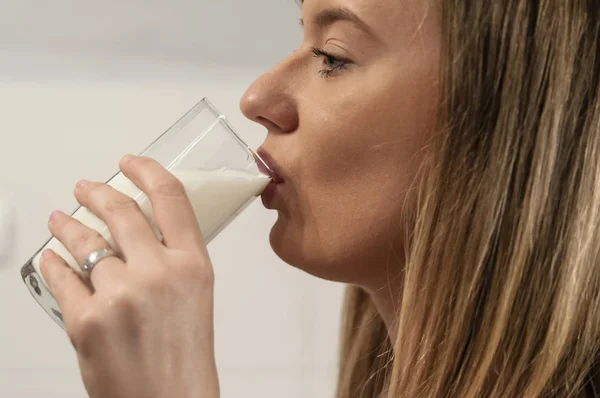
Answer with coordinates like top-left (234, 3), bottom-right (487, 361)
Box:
top-left (119, 155), bottom-right (204, 250)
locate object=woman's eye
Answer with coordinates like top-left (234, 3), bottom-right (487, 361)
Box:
top-left (311, 47), bottom-right (352, 78)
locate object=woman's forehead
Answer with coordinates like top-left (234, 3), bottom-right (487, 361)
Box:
top-left (301, 0), bottom-right (438, 46)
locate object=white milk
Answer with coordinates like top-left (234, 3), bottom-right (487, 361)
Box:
top-left (32, 169), bottom-right (269, 287)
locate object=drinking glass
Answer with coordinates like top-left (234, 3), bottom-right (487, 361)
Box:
top-left (20, 98), bottom-right (271, 329)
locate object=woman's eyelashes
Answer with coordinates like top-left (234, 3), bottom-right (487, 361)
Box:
top-left (311, 47), bottom-right (353, 78)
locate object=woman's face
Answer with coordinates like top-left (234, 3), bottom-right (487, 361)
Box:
top-left (241, 0), bottom-right (440, 288)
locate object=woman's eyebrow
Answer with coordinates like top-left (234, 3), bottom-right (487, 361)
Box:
top-left (299, 6), bottom-right (380, 41)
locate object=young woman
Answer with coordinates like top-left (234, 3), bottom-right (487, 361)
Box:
top-left (40, 0), bottom-right (600, 396)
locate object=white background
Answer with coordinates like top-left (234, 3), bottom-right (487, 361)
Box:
top-left (0, 1), bottom-right (345, 397)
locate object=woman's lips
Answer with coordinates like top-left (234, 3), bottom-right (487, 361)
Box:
top-left (255, 148), bottom-right (284, 183)
top-left (255, 148), bottom-right (283, 208)
top-left (261, 180), bottom-right (279, 209)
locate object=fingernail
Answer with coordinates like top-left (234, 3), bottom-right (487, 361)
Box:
top-left (41, 249), bottom-right (53, 259)
top-left (49, 210), bottom-right (64, 223)
top-left (76, 179), bottom-right (89, 189)
top-left (122, 154), bottom-right (135, 163)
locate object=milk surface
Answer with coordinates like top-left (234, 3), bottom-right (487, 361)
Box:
top-left (32, 169), bottom-right (269, 287)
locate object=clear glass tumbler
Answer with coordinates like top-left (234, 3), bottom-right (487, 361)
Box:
top-left (20, 98), bottom-right (271, 329)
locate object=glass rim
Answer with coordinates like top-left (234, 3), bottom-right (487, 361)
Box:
top-left (140, 97), bottom-right (273, 176)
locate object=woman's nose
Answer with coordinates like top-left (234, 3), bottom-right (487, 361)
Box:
top-left (240, 62), bottom-right (299, 134)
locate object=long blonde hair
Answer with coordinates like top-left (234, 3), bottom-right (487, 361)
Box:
top-left (337, 1), bottom-right (600, 396)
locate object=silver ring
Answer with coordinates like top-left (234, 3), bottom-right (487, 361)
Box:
top-left (83, 248), bottom-right (118, 273)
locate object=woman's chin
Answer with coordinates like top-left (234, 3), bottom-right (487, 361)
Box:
top-left (268, 218), bottom-right (354, 283)
top-left (268, 217), bottom-right (302, 268)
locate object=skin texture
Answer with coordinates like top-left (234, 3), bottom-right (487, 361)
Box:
top-left (40, 0), bottom-right (440, 395)
top-left (241, 0), bottom-right (440, 327)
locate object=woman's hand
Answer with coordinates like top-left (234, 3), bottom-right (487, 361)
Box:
top-left (40, 155), bottom-right (219, 398)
